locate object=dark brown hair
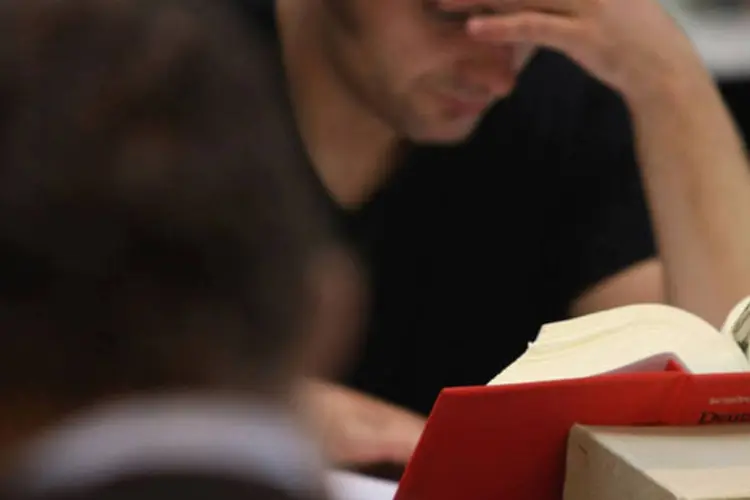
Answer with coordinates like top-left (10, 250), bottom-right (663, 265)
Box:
top-left (0, 0), bottom-right (334, 407)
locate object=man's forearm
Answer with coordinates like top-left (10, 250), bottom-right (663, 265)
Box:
top-left (625, 64), bottom-right (750, 326)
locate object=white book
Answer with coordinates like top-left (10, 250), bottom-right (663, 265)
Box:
top-left (487, 296), bottom-right (750, 385)
top-left (565, 424), bottom-right (750, 500)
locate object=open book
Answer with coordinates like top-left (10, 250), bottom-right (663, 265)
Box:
top-left (488, 296), bottom-right (750, 385)
top-left (395, 296), bottom-right (750, 500)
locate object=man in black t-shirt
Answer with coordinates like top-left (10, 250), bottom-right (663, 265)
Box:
top-left (240, 0), bottom-right (750, 469)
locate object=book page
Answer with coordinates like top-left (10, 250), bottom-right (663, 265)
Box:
top-left (722, 296), bottom-right (750, 361)
top-left (603, 353), bottom-right (688, 375)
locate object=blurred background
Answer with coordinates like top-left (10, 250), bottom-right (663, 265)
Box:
top-left (664, 1), bottom-right (750, 142)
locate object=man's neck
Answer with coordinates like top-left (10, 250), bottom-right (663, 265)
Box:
top-left (276, 0), bottom-right (401, 209)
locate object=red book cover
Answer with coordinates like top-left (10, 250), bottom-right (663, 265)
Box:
top-left (394, 363), bottom-right (750, 500)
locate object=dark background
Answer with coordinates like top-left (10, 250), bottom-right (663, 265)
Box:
top-left (721, 80), bottom-right (750, 144)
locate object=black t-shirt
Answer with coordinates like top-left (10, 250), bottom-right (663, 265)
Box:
top-left (237, 0), bottom-right (656, 416)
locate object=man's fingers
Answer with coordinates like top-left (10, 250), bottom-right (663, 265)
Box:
top-left (301, 380), bottom-right (426, 466)
top-left (467, 12), bottom-right (588, 55)
top-left (329, 416), bottom-right (424, 465)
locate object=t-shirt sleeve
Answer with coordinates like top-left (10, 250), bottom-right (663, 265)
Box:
top-left (541, 69), bottom-right (657, 316)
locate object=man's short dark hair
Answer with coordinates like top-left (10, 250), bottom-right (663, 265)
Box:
top-left (0, 0), bottom-right (336, 407)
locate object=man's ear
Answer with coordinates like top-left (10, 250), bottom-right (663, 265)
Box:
top-left (300, 246), bottom-right (367, 380)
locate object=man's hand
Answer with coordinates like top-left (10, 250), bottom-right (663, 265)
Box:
top-left (299, 379), bottom-right (426, 467)
top-left (441, 0), bottom-right (750, 325)
top-left (442, 0), bottom-right (703, 98)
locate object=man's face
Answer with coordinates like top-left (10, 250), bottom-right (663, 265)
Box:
top-left (319, 0), bottom-right (535, 144)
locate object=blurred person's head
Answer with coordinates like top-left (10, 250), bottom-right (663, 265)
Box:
top-left (0, 0), bottom-right (363, 460)
top-left (280, 0), bottom-right (535, 144)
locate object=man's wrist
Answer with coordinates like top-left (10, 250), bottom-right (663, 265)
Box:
top-left (620, 56), bottom-right (715, 114)
top-left (618, 50), bottom-right (745, 182)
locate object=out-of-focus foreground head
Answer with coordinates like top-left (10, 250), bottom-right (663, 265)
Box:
top-left (0, 0), bottom-right (363, 449)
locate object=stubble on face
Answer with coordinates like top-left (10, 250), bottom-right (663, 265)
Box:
top-left (315, 0), bottom-right (532, 144)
